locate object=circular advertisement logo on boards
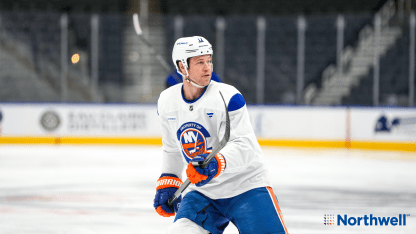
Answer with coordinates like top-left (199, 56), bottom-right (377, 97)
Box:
top-left (40, 111), bottom-right (61, 131)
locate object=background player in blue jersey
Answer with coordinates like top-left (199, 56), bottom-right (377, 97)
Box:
top-left (154, 36), bottom-right (289, 234)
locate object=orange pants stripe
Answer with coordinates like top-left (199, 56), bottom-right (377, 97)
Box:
top-left (266, 187), bottom-right (289, 234)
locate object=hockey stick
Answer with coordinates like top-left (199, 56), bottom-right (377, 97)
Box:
top-left (132, 13), bottom-right (172, 73)
top-left (167, 91), bottom-right (230, 206)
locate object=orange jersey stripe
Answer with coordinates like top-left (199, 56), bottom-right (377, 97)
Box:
top-left (266, 187), bottom-right (289, 234)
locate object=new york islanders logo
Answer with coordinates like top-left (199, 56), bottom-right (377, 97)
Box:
top-left (177, 122), bottom-right (211, 162)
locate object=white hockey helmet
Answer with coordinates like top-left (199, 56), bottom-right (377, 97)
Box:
top-left (172, 36), bottom-right (213, 77)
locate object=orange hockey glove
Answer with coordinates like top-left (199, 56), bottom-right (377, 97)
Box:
top-left (153, 174), bottom-right (183, 217)
top-left (186, 151), bottom-right (226, 187)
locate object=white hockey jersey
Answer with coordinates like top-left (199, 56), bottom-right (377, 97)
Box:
top-left (157, 81), bottom-right (271, 199)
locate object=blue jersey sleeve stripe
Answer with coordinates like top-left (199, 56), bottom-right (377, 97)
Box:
top-left (228, 93), bottom-right (246, 112)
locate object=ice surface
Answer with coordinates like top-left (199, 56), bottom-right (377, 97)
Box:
top-left (0, 145), bottom-right (415, 233)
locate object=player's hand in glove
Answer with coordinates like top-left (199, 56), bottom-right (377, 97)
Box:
top-left (153, 174), bottom-right (183, 217)
top-left (186, 150), bottom-right (226, 187)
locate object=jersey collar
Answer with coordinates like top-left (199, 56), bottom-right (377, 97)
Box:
top-left (181, 81), bottom-right (210, 104)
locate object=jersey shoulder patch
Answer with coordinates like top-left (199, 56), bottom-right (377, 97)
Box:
top-left (228, 93), bottom-right (246, 112)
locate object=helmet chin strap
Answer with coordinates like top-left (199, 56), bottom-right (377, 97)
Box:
top-left (183, 69), bottom-right (206, 88)
top-left (185, 77), bottom-right (206, 88)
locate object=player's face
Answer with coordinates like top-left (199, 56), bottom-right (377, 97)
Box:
top-left (188, 55), bottom-right (212, 87)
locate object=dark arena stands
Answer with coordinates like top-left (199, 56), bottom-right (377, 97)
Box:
top-left (343, 27), bottom-right (412, 106)
top-left (0, 0), bottom-right (414, 106)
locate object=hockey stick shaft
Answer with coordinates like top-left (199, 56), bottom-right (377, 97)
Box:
top-left (167, 91), bottom-right (230, 206)
top-left (132, 13), bottom-right (172, 73)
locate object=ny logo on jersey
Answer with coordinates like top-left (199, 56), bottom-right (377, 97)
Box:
top-left (177, 122), bottom-right (211, 162)
top-left (181, 129), bottom-right (205, 156)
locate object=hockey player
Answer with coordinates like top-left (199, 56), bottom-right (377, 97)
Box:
top-left (154, 36), bottom-right (289, 234)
